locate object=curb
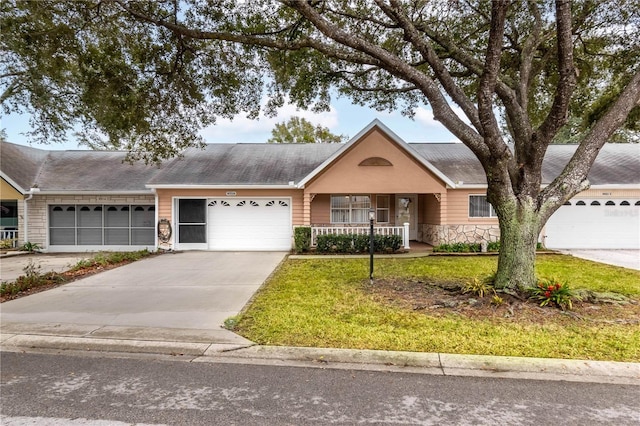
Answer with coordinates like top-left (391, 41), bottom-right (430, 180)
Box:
top-left (2, 333), bottom-right (638, 385)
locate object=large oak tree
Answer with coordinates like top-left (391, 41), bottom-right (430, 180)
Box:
top-left (2, 0), bottom-right (639, 290)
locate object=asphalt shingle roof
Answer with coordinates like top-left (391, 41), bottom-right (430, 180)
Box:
top-left (0, 142), bottom-right (49, 192)
top-left (148, 143), bottom-right (342, 186)
top-left (412, 143), bottom-right (640, 185)
top-left (1, 140), bottom-right (638, 192)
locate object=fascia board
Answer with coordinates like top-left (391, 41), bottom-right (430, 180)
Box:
top-left (145, 184), bottom-right (297, 190)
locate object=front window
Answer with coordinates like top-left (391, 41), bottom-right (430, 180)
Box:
top-left (331, 195), bottom-right (371, 223)
top-left (469, 195), bottom-right (497, 218)
top-left (1, 200), bottom-right (18, 228)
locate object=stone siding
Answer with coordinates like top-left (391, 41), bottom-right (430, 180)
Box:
top-left (421, 223), bottom-right (500, 246)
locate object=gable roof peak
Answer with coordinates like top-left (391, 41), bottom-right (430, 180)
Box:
top-left (297, 119), bottom-right (456, 188)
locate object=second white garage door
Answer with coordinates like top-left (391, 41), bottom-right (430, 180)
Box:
top-left (544, 199), bottom-right (640, 249)
top-left (207, 198), bottom-right (292, 251)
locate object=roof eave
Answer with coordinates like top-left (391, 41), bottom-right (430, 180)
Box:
top-left (29, 190), bottom-right (155, 195)
top-left (146, 184), bottom-right (298, 190)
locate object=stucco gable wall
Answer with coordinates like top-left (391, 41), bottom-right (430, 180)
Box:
top-left (1, 178), bottom-right (23, 200)
top-left (305, 129), bottom-right (447, 194)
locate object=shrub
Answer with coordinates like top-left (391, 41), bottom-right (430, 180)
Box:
top-left (0, 238), bottom-right (17, 249)
top-left (528, 277), bottom-right (578, 310)
top-left (433, 241), bottom-right (544, 253)
top-left (487, 241), bottom-right (501, 252)
top-left (316, 233), bottom-right (402, 254)
top-left (433, 242), bottom-right (481, 253)
top-left (20, 241), bottom-right (41, 253)
top-left (0, 260), bottom-right (65, 296)
top-left (294, 227), bottom-right (311, 253)
top-left (462, 275), bottom-right (494, 297)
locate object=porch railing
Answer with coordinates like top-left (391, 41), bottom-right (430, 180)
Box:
top-left (0, 229), bottom-right (18, 247)
top-left (311, 223), bottom-right (410, 249)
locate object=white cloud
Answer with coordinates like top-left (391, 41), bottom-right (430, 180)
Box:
top-left (414, 105), bottom-right (470, 128)
top-left (199, 100), bottom-right (339, 143)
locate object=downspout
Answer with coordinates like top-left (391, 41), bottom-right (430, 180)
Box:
top-left (22, 187), bottom-right (40, 245)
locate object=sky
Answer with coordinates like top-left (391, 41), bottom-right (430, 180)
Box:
top-left (1, 95), bottom-right (465, 151)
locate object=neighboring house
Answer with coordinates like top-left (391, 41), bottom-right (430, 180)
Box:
top-left (1, 120), bottom-right (639, 252)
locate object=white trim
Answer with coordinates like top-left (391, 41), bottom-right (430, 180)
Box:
top-left (31, 190), bottom-right (154, 195)
top-left (586, 184), bottom-right (640, 189)
top-left (45, 245), bottom-right (155, 253)
top-left (173, 197), bottom-right (208, 250)
top-left (297, 119), bottom-right (457, 189)
top-left (146, 184), bottom-right (296, 189)
top-left (468, 194), bottom-right (497, 218)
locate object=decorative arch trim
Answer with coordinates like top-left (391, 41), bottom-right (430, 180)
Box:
top-left (358, 157), bottom-right (393, 166)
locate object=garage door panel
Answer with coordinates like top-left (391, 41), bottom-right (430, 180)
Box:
top-left (545, 200), bottom-right (640, 249)
top-left (208, 198), bottom-right (292, 251)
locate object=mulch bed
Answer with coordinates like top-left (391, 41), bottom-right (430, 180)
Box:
top-left (2, 260), bottom-right (137, 303)
top-left (363, 278), bottom-right (640, 325)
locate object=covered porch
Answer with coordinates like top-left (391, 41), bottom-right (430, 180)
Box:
top-left (306, 193), bottom-right (444, 249)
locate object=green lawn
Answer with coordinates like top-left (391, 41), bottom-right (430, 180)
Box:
top-left (234, 255), bottom-right (640, 362)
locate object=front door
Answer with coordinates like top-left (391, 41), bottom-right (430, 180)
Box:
top-left (396, 194), bottom-right (417, 240)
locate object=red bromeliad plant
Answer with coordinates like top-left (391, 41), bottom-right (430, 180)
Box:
top-left (529, 278), bottom-right (577, 311)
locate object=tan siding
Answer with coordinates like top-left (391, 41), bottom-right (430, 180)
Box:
top-left (446, 189), bottom-right (498, 225)
top-left (311, 194), bottom-right (331, 224)
top-left (422, 193), bottom-right (443, 224)
top-left (156, 188), bottom-right (304, 225)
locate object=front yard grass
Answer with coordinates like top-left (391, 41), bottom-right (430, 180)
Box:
top-left (234, 255), bottom-right (640, 362)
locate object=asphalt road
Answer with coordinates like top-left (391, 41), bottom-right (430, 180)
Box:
top-left (1, 352), bottom-right (639, 425)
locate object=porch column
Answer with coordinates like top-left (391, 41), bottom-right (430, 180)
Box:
top-left (403, 222), bottom-right (410, 249)
top-left (302, 192), bottom-right (314, 225)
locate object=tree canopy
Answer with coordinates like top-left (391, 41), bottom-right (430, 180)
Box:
top-left (268, 116), bottom-right (346, 143)
top-left (2, 0), bottom-right (639, 289)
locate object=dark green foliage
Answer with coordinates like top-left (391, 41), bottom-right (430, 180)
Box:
top-left (433, 241), bottom-right (544, 253)
top-left (268, 117), bottom-right (347, 144)
top-left (433, 243), bottom-right (482, 253)
top-left (294, 226), bottom-right (311, 253)
top-left (316, 234), bottom-right (402, 254)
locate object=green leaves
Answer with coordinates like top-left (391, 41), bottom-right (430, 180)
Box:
top-left (267, 116), bottom-right (346, 144)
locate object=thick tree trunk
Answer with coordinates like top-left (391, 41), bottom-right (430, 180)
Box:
top-left (493, 198), bottom-right (542, 292)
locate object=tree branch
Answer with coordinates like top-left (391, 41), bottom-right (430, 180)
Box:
top-left (540, 68), bottom-right (640, 216)
top-left (279, 0), bottom-right (484, 150)
top-left (376, 0), bottom-right (483, 136)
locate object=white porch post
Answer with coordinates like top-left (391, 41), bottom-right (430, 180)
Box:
top-left (403, 222), bottom-right (410, 249)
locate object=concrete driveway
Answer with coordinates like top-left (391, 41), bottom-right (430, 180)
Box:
top-left (1, 251), bottom-right (286, 347)
top-left (0, 253), bottom-right (89, 282)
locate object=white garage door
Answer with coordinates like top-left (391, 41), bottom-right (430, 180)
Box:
top-left (545, 199), bottom-right (640, 249)
top-left (207, 198), bottom-right (292, 251)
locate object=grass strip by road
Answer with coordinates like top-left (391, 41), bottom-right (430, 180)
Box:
top-left (234, 255), bottom-right (640, 362)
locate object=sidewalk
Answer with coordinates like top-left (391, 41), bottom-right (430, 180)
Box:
top-left (1, 325), bottom-right (638, 386)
